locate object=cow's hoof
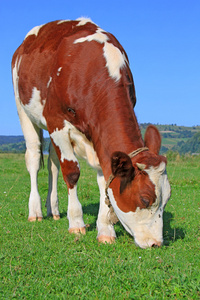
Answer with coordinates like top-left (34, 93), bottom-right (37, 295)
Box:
top-left (97, 235), bottom-right (115, 244)
top-left (28, 216), bottom-right (43, 222)
top-left (68, 227), bottom-right (86, 235)
top-left (53, 215), bottom-right (60, 220)
top-left (28, 216), bottom-right (36, 222)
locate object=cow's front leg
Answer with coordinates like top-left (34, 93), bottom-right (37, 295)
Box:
top-left (96, 171), bottom-right (116, 243)
top-left (68, 185), bottom-right (86, 234)
top-left (50, 128), bottom-right (85, 234)
top-left (63, 161), bottom-right (86, 234)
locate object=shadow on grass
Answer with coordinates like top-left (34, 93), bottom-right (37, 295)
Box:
top-left (83, 203), bottom-right (99, 231)
top-left (43, 212), bottom-right (67, 220)
top-left (163, 211), bottom-right (185, 246)
top-left (57, 202), bottom-right (126, 237)
top-left (59, 212), bottom-right (67, 218)
top-left (50, 203), bottom-right (99, 230)
top-left (82, 203), bottom-right (128, 238)
top-left (82, 203), bottom-right (186, 244)
top-left (56, 203), bottom-right (185, 246)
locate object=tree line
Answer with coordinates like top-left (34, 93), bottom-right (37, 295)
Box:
top-left (1, 124), bottom-right (200, 155)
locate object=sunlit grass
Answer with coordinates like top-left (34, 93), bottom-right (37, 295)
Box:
top-left (0, 153), bottom-right (200, 299)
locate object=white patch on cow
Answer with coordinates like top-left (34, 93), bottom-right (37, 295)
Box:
top-left (50, 121), bottom-right (79, 163)
top-left (51, 120), bottom-right (100, 169)
top-left (68, 121), bottom-right (101, 170)
top-left (103, 42), bottom-right (126, 81)
top-left (76, 17), bottom-right (95, 26)
top-left (57, 67), bottom-right (62, 76)
top-left (57, 20), bottom-right (71, 25)
top-left (74, 27), bottom-right (108, 44)
top-left (146, 162), bottom-right (171, 208)
top-left (50, 120), bottom-right (100, 168)
top-left (13, 60), bottom-right (47, 131)
top-left (108, 189), bottom-right (163, 248)
top-left (47, 76), bottom-right (52, 88)
top-left (22, 87), bottom-right (47, 129)
top-left (107, 162), bottom-right (171, 249)
top-left (12, 56), bottom-right (22, 101)
top-left (73, 21), bottom-right (126, 81)
top-left (25, 24), bottom-right (44, 39)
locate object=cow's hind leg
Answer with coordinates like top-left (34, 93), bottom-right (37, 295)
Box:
top-left (16, 104), bottom-right (43, 221)
top-left (46, 142), bottom-right (60, 220)
top-left (96, 171), bottom-right (116, 243)
top-left (25, 126), bottom-right (43, 221)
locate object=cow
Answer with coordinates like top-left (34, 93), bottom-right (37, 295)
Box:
top-left (12, 18), bottom-right (171, 249)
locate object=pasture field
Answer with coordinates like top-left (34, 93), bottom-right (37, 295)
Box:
top-left (0, 153), bottom-right (200, 299)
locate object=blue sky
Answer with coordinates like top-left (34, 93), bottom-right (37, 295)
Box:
top-left (1, 0), bottom-right (200, 135)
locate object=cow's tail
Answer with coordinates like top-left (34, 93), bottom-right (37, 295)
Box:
top-left (40, 129), bottom-right (44, 169)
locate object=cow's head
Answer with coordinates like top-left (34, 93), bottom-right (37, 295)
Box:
top-left (107, 125), bottom-right (171, 248)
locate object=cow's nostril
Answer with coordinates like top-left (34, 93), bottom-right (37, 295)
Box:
top-left (151, 241), bottom-right (162, 248)
top-left (151, 243), bottom-right (159, 248)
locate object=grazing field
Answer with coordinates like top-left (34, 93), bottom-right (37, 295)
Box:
top-left (0, 153), bottom-right (200, 299)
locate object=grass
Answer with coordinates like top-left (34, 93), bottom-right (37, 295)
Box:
top-left (0, 153), bottom-right (200, 299)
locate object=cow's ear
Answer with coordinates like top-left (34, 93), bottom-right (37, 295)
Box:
top-left (111, 151), bottom-right (134, 177)
top-left (111, 152), bottom-right (135, 193)
top-left (144, 125), bottom-right (161, 155)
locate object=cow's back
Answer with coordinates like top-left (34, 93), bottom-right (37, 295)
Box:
top-left (12, 18), bottom-right (135, 138)
top-left (12, 19), bottom-right (102, 106)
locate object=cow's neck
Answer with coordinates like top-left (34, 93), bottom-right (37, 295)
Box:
top-left (90, 102), bottom-right (144, 179)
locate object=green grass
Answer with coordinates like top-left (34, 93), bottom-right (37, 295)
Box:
top-left (0, 153), bottom-right (200, 299)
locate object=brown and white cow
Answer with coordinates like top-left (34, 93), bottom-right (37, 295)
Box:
top-left (12, 18), bottom-right (171, 248)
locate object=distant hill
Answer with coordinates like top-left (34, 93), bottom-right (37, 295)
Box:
top-left (0, 136), bottom-right (25, 145)
top-left (0, 136), bottom-right (50, 153)
top-left (140, 123), bottom-right (200, 154)
top-left (0, 124), bottom-right (200, 154)
top-left (171, 131), bottom-right (200, 154)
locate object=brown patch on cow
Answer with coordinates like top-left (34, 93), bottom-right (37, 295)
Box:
top-left (50, 139), bottom-right (80, 189)
top-left (60, 160), bottom-right (80, 189)
top-left (110, 168), bottom-right (156, 213)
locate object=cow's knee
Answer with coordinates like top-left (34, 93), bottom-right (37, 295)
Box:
top-left (65, 170), bottom-right (80, 188)
top-left (61, 161), bottom-right (80, 189)
top-left (49, 136), bottom-right (80, 189)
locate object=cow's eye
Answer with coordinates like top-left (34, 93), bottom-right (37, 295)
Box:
top-left (140, 197), bottom-right (150, 208)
